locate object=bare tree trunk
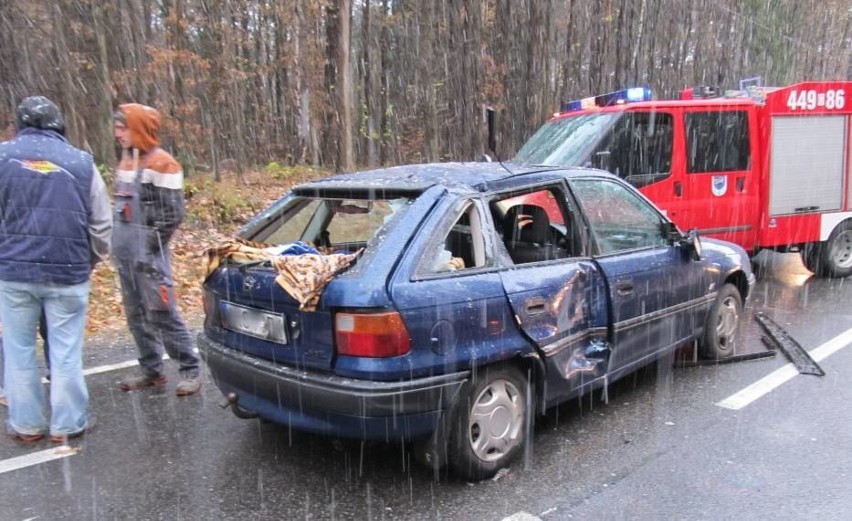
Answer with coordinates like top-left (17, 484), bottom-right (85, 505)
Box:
top-left (527, 0), bottom-right (548, 131)
top-left (51, 1), bottom-right (79, 145)
top-left (92, 2), bottom-right (116, 163)
top-left (337, 0), bottom-right (354, 171)
top-left (293, 0), bottom-right (315, 166)
top-left (378, 0), bottom-right (391, 165)
top-left (630, 0), bottom-right (647, 85)
top-left (361, 0), bottom-right (377, 166)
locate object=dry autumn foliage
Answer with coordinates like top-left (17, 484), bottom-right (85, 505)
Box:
top-left (86, 166), bottom-right (326, 336)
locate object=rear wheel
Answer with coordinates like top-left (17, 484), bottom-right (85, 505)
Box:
top-left (802, 222), bottom-right (852, 278)
top-left (448, 364), bottom-right (528, 481)
top-left (823, 222), bottom-right (852, 277)
top-left (699, 283), bottom-right (742, 360)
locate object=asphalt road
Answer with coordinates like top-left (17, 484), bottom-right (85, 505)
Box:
top-left (1, 251), bottom-right (850, 520)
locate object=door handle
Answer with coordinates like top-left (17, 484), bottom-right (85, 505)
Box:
top-left (674, 181), bottom-right (682, 197)
top-left (615, 280), bottom-right (634, 295)
top-left (525, 297), bottom-right (547, 315)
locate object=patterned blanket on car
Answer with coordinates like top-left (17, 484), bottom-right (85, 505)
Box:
top-left (203, 237), bottom-right (361, 311)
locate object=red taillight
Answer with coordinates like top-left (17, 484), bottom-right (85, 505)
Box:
top-left (335, 311), bottom-right (411, 357)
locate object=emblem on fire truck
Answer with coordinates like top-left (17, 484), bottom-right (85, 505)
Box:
top-left (711, 175), bottom-right (727, 197)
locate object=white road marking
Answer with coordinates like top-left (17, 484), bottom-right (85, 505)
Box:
top-left (0, 445), bottom-right (78, 475)
top-left (5, 348), bottom-right (201, 471)
top-left (502, 513), bottom-right (542, 521)
top-left (39, 348), bottom-right (200, 383)
top-left (83, 359), bottom-right (139, 376)
top-left (717, 327), bottom-right (852, 410)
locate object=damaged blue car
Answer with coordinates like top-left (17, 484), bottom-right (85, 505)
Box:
top-left (198, 163), bottom-right (754, 480)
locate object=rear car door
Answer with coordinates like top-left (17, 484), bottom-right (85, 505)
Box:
top-left (568, 177), bottom-right (711, 375)
top-left (389, 197), bottom-right (520, 376)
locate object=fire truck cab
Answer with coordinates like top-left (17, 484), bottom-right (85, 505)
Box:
top-left (514, 81), bottom-right (852, 277)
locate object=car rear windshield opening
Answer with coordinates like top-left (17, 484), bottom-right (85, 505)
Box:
top-left (248, 196), bottom-right (411, 255)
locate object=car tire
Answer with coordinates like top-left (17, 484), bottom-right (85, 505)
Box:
top-left (800, 243), bottom-right (823, 276)
top-left (448, 364), bottom-right (528, 481)
top-left (821, 222), bottom-right (852, 278)
top-left (699, 283), bottom-right (742, 360)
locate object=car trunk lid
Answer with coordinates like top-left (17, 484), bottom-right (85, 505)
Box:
top-left (205, 263), bottom-right (338, 372)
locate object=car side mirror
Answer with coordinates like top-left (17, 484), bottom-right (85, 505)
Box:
top-left (683, 228), bottom-right (703, 260)
top-left (663, 222), bottom-right (703, 260)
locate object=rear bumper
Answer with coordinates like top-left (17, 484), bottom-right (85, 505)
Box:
top-left (197, 333), bottom-right (468, 440)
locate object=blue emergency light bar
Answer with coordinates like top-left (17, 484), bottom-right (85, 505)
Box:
top-left (560, 87), bottom-right (654, 113)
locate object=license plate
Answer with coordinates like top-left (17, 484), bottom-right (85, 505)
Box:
top-left (220, 301), bottom-right (288, 344)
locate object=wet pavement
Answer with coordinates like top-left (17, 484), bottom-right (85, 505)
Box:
top-left (1, 252), bottom-right (851, 520)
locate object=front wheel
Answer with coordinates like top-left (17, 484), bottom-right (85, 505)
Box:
top-left (699, 283), bottom-right (743, 360)
top-left (448, 364), bottom-right (528, 481)
top-left (800, 244), bottom-right (823, 275)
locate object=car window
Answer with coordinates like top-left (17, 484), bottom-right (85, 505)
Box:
top-left (254, 196), bottom-right (409, 253)
top-left (425, 202), bottom-right (487, 273)
top-left (490, 187), bottom-right (581, 264)
top-left (569, 179), bottom-right (667, 254)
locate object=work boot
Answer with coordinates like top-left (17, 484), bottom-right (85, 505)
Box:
top-left (118, 374), bottom-right (167, 392)
top-left (175, 376), bottom-right (202, 397)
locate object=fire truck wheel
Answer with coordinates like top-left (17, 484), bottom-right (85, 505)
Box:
top-left (823, 222), bottom-right (852, 278)
top-left (800, 243), bottom-right (824, 275)
top-left (699, 283), bottom-right (742, 360)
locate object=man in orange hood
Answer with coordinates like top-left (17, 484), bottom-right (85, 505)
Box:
top-left (111, 103), bottom-right (201, 396)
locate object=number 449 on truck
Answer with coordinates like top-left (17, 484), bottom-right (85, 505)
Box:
top-left (515, 81), bottom-right (852, 277)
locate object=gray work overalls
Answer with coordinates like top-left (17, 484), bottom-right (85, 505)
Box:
top-left (112, 155), bottom-right (199, 379)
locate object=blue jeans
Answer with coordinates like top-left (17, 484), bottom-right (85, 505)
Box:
top-left (0, 280), bottom-right (90, 437)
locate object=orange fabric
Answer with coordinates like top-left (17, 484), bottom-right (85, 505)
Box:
top-left (159, 285), bottom-right (171, 307)
top-left (203, 238), bottom-right (361, 312)
top-left (203, 237), bottom-right (272, 276)
top-left (116, 148), bottom-right (182, 174)
top-left (118, 103), bottom-right (161, 152)
top-left (272, 252), bottom-right (360, 311)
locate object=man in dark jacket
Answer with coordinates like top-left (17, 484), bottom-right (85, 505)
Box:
top-left (0, 96), bottom-right (112, 443)
top-left (112, 103), bottom-right (201, 396)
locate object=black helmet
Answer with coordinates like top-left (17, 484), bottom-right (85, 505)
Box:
top-left (16, 96), bottom-right (65, 134)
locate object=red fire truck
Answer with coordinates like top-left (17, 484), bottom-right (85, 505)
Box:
top-left (514, 81), bottom-right (852, 277)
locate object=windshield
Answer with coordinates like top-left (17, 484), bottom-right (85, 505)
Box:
top-left (514, 113), bottom-right (619, 166)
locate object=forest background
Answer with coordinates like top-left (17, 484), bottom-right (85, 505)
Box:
top-left (0, 0), bottom-right (850, 333)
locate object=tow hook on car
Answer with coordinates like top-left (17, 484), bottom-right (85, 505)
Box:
top-left (219, 392), bottom-right (259, 419)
